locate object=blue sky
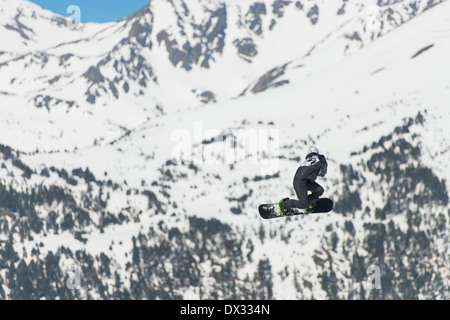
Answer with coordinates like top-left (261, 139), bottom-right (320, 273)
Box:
top-left (29, 0), bottom-right (151, 23)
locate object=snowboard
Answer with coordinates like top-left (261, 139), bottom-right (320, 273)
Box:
top-left (258, 198), bottom-right (334, 220)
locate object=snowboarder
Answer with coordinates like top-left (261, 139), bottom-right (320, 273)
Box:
top-left (279, 146), bottom-right (328, 214)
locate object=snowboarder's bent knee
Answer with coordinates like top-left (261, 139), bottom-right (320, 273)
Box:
top-left (279, 146), bottom-right (328, 213)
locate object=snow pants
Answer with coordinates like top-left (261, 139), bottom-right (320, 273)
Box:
top-left (285, 178), bottom-right (324, 210)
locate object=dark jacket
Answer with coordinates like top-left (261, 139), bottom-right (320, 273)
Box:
top-left (294, 152), bottom-right (328, 182)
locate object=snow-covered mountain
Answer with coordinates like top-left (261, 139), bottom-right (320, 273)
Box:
top-left (1, 0), bottom-right (446, 151)
top-left (0, 0), bottom-right (449, 299)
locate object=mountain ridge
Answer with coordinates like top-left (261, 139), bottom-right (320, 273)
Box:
top-left (1, 0), bottom-right (446, 153)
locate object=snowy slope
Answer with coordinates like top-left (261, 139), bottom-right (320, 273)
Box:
top-left (0, 0), bottom-right (445, 152)
top-left (0, 0), bottom-right (449, 300)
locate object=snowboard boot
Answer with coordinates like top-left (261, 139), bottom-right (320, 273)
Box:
top-left (304, 202), bottom-right (317, 214)
top-left (278, 198), bottom-right (290, 215)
